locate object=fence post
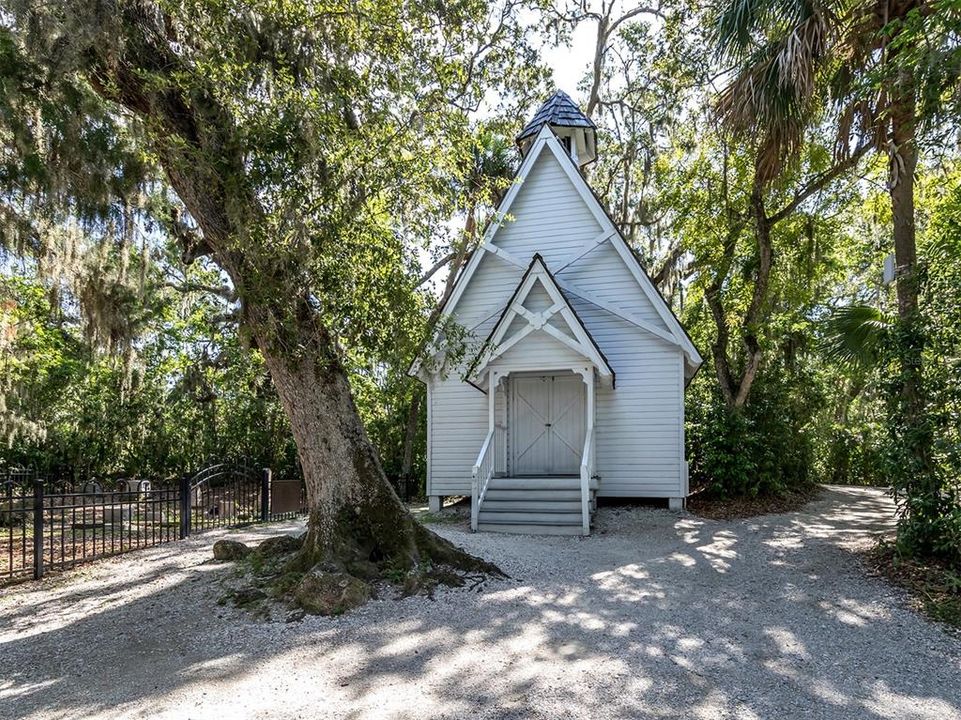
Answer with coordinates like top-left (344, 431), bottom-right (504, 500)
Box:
top-left (261, 468), bottom-right (271, 522)
top-left (32, 480), bottom-right (44, 580)
top-left (179, 474), bottom-right (191, 539)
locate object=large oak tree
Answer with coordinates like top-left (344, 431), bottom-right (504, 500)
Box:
top-left (1, 0), bottom-right (541, 606)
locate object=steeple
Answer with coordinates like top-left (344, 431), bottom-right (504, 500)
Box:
top-left (516, 90), bottom-right (597, 168)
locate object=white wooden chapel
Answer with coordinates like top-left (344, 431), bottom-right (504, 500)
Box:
top-left (411, 91), bottom-right (702, 535)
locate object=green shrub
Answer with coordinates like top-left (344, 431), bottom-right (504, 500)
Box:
top-left (822, 423), bottom-right (888, 486)
top-left (686, 364), bottom-right (822, 498)
top-left (884, 186), bottom-right (961, 565)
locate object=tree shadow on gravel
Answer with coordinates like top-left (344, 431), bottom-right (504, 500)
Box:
top-left (1, 487), bottom-right (959, 720)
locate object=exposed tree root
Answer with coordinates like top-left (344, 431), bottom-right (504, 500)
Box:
top-left (215, 522), bottom-right (505, 618)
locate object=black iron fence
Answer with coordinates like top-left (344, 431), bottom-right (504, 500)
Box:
top-left (1, 465), bottom-right (307, 586)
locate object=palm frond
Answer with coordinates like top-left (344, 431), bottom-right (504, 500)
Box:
top-left (715, 0), bottom-right (835, 61)
top-left (820, 304), bottom-right (891, 371)
top-left (715, 0), bottom-right (774, 60)
top-left (716, 2), bottom-right (835, 181)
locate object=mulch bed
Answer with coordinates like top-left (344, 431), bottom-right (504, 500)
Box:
top-left (686, 485), bottom-right (821, 520)
top-left (865, 543), bottom-right (961, 629)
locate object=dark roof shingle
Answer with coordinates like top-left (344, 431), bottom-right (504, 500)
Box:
top-left (516, 90), bottom-right (595, 142)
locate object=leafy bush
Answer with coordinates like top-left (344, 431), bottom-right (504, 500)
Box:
top-left (821, 423), bottom-right (888, 486)
top-left (885, 187), bottom-right (961, 564)
top-left (686, 363), bottom-right (822, 498)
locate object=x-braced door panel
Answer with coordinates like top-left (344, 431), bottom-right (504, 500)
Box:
top-left (511, 375), bottom-right (585, 475)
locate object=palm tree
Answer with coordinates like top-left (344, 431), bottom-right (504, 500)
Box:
top-left (711, 0), bottom-right (957, 461)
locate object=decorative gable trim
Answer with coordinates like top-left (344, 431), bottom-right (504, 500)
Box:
top-left (411, 123), bottom-right (702, 380)
top-left (468, 254), bottom-right (614, 386)
top-left (471, 243), bottom-right (683, 350)
top-left (532, 129), bottom-right (703, 371)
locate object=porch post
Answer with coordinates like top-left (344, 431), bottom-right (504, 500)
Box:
top-left (584, 368), bottom-right (595, 484)
top-left (575, 366), bottom-right (596, 535)
top-left (586, 372), bottom-right (595, 466)
top-left (488, 369), bottom-right (497, 464)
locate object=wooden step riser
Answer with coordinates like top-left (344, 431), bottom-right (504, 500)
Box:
top-left (487, 478), bottom-right (599, 492)
top-left (482, 500), bottom-right (583, 512)
top-left (476, 523), bottom-right (588, 536)
top-left (484, 490), bottom-right (591, 502)
top-left (477, 511), bottom-right (583, 525)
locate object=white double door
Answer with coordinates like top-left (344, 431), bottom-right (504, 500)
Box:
top-left (511, 374), bottom-right (586, 476)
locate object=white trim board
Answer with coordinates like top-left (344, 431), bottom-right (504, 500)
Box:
top-left (470, 255), bottom-right (614, 386)
top-left (411, 123), bottom-right (702, 378)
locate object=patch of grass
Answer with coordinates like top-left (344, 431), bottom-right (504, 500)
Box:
top-left (687, 485), bottom-right (820, 520)
top-left (413, 510), bottom-right (464, 525)
top-left (867, 542), bottom-right (961, 629)
top-left (383, 567), bottom-right (407, 584)
top-left (246, 552), bottom-right (266, 574)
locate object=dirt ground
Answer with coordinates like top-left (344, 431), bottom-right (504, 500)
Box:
top-left (1, 485), bottom-right (959, 720)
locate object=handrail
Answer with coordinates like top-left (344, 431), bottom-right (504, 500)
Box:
top-left (579, 423), bottom-right (595, 534)
top-left (471, 430), bottom-right (495, 532)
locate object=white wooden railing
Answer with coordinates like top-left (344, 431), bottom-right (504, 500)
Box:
top-left (579, 422), bottom-right (595, 534)
top-left (471, 430), bottom-right (495, 532)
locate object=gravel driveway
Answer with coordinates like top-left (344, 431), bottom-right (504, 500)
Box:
top-left (1, 485), bottom-right (958, 720)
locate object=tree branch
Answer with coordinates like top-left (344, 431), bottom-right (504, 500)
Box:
top-left (416, 252), bottom-right (455, 289)
top-left (608, 3), bottom-right (665, 34)
top-left (768, 143), bottom-right (872, 224)
top-left (651, 243), bottom-right (686, 287)
top-left (163, 281), bottom-right (236, 301)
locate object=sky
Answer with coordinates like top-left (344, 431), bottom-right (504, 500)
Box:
top-left (539, 21), bottom-right (596, 98)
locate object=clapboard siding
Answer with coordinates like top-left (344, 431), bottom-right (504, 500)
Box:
top-left (424, 129), bottom-right (690, 501)
top-left (490, 330), bottom-right (588, 372)
top-left (574, 299), bottom-right (683, 495)
top-left (522, 281), bottom-right (554, 312)
top-left (560, 256), bottom-right (670, 331)
top-left (453, 254), bottom-right (523, 331)
top-left (427, 377), bottom-right (488, 496)
top-left (490, 152), bottom-right (603, 268)
top-left (568, 295), bottom-right (678, 356)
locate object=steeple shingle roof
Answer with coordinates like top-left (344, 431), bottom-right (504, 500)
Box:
top-left (516, 90), bottom-right (595, 142)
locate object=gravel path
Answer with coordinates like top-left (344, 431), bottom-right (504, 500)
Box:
top-left (1, 485), bottom-right (958, 720)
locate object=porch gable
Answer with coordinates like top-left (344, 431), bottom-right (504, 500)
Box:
top-left (468, 254), bottom-right (614, 389)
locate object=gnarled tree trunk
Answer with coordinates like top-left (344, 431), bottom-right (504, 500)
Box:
top-left (73, 0), bottom-right (498, 604)
top-left (252, 301), bottom-right (482, 574)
